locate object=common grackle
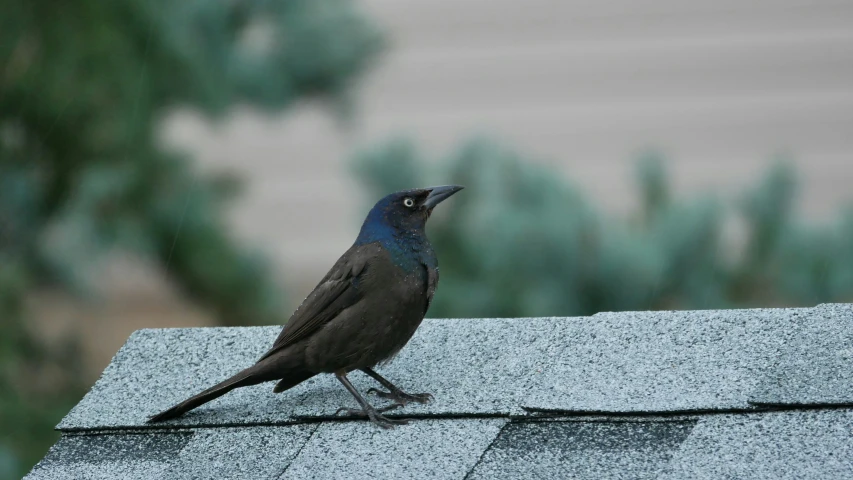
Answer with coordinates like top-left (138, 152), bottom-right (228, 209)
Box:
top-left (148, 185), bottom-right (463, 428)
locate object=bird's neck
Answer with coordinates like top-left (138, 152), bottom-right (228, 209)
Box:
top-left (355, 222), bottom-right (434, 270)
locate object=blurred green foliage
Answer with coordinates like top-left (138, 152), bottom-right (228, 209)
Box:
top-left (353, 138), bottom-right (853, 318)
top-left (0, 0), bottom-right (382, 477)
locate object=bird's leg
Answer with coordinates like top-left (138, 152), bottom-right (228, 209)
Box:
top-left (333, 372), bottom-right (408, 429)
top-left (361, 367), bottom-right (434, 407)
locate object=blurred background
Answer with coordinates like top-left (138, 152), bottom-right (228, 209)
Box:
top-left (2, 0), bottom-right (852, 477)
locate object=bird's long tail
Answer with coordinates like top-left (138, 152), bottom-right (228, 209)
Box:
top-left (147, 363), bottom-right (276, 423)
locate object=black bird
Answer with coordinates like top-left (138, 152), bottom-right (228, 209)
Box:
top-left (148, 185), bottom-right (463, 428)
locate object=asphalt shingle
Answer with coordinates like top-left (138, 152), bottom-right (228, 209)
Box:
top-left (27, 426), bottom-right (319, 480)
top-left (517, 307), bottom-right (806, 413)
top-left (468, 419), bottom-right (696, 480)
top-left (750, 303), bottom-right (853, 406)
top-left (283, 419), bottom-right (506, 480)
top-left (660, 410), bottom-right (853, 479)
top-left (166, 425), bottom-right (316, 480)
top-left (26, 432), bottom-right (192, 480)
top-left (28, 304), bottom-right (853, 479)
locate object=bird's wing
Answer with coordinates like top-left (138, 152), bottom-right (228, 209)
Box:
top-left (257, 243), bottom-right (374, 362)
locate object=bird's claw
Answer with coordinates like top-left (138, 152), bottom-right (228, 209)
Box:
top-left (334, 407), bottom-right (364, 417)
top-left (333, 405), bottom-right (407, 429)
top-left (367, 388), bottom-right (434, 406)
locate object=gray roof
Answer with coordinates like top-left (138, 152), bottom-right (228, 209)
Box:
top-left (26, 303), bottom-right (853, 479)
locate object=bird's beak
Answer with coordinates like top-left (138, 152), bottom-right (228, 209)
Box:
top-left (423, 185), bottom-right (464, 209)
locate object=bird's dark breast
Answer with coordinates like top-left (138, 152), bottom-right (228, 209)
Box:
top-left (304, 247), bottom-right (431, 373)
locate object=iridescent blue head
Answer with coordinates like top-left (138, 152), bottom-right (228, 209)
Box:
top-left (355, 185), bottom-right (464, 246)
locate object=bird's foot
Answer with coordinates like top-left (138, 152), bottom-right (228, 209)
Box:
top-left (333, 405), bottom-right (408, 429)
top-left (367, 388), bottom-right (434, 407)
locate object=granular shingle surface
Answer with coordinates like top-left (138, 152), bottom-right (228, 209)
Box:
top-left (26, 433), bottom-right (192, 480)
top-left (750, 303), bottom-right (853, 406)
top-left (165, 425), bottom-right (317, 479)
top-left (27, 304), bottom-right (853, 479)
top-left (283, 419), bottom-right (506, 480)
top-left (659, 410), bottom-right (853, 479)
top-left (468, 419), bottom-right (696, 480)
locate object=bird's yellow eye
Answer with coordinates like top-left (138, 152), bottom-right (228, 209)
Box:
top-left (403, 198), bottom-right (415, 208)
